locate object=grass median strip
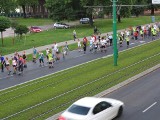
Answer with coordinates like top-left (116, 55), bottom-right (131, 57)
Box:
top-left (0, 40), bottom-right (160, 120)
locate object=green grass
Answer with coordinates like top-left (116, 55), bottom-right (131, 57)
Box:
top-left (11, 18), bottom-right (53, 26)
top-left (1, 16), bottom-right (160, 55)
top-left (0, 40), bottom-right (160, 120)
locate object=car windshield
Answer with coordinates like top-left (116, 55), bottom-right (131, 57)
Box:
top-left (68, 104), bottom-right (90, 115)
top-left (32, 27), bottom-right (40, 29)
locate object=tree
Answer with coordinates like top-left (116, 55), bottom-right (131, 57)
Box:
top-left (17, 0), bottom-right (38, 18)
top-left (0, 0), bottom-right (17, 15)
top-left (81, 0), bottom-right (108, 26)
top-left (45, 0), bottom-right (75, 21)
top-left (0, 16), bottom-right (11, 47)
top-left (147, 0), bottom-right (160, 15)
top-left (131, 0), bottom-right (147, 17)
top-left (15, 25), bottom-right (29, 39)
top-left (11, 20), bottom-right (18, 45)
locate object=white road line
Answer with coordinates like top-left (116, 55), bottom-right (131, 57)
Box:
top-left (130, 43), bottom-right (135, 45)
top-left (142, 102), bottom-right (157, 113)
top-left (140, 41), bottom-right (145, 43)
top-left (73, 54), bottom-right (86, 58)
top-left (0, 75), bottom-right (13, 80)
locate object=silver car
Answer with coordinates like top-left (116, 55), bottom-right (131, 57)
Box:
top-left (53, 22), bottom-right (70, 29)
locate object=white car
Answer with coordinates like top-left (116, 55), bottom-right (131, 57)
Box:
top-left (53, 22), bottom-right (70, 29)
top-left (59, 97), bottom-right (124, 120)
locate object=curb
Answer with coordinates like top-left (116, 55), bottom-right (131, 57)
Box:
top-left (46, 64), bottom-right (160, 120)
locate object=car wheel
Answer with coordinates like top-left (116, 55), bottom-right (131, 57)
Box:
top-left (116, 106), bottom-right (123, 118)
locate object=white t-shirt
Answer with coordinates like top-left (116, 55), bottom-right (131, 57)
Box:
top-left (46, 49), bottom-right (50, 55)
top-left (12, 60), bottom-right (17, 66)
top-left (78, 41), bottom-right (81, 47)
top-left (53, 44), bottom-right (58, 51)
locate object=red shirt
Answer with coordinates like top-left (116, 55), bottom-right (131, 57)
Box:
top-left (83, 37), bottom-right (88, 44)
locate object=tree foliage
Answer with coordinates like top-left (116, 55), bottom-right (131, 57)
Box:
top-left (45, 0), bottom-right (75, 21)
top-left (15, 24), bottom-right (29, 38)
top-left (0, 0), bottom-right (17, 15)
top-left (17, 0), bottom-right (38, 18)
top-left (131, 0), bottom-right (146, 17)
top-left (0, 16), bottom-right (11, 46)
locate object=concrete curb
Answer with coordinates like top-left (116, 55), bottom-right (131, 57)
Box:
top-left (46, 64), bottom-right (160, 120)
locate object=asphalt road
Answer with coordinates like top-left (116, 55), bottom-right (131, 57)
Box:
top-left (105, 68), bottom-right (160, 120)
top-left (0, 35), bottom-right (159, 90)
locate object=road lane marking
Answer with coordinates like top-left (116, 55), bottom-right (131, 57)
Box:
top-left (0, 75), bottom-right (13, 80)
top-left (130, 43), bottom-right (135, 45)
top-left (142, 102), bottom-right (157, 113)
top-left (139, 41), bottom-right (145, 43)
top-left (73, 54), bottom-right (86, 58)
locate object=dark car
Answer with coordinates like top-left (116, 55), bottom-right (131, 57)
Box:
top-left (29, 26), bottom-right (42, 33)
top-left (79, 18), bottom-right (94, 24)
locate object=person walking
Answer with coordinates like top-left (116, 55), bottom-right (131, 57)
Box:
top-left (83, 37), bottom-right (88, 54)
top-left (64, 42), bottom-right (69, 55)
top-left (22, 51), bottom-right (27, 68)
top-left (5, 57), bottom-right (11, 75)
top-left (152, 28), bottom-right (157, 40)
top-left (119, 34), bottom-right (123, 47)
top-left (46, 47), bottom-right (50, 63)
top-left (73, 30), bottom-right (76, 41)
top-left (140, 29), bottom-right (144, 40)
top-left (108, 34), bottom-right (113, 46)
top-left (48, 51), bottom-right (54, 68)
top-left (32, 46), bottom-right (37, 63)
top-left (77, 39), bottom-right (82, 52)
top-left (134, 31), bottom-right (138, 40)
top-left (12, 57), bottom-right (17, 74)
top-left (38, 51), bottom-right (45, 67)
top-left (18, 55), bottom-right (24, 75)
top-left (61, 46), bottom-right (66, 60)
top-left (89, 36), bottom-right (94, 52)
top-left (0, 54), bottom-right (5, 72)
top-left (126, 35), bottom-right (130, 48)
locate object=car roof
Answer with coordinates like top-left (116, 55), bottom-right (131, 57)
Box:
top-left (73, 97), bottom-right (108, 108)
top-left (31, 26), bottom-right (40, 28)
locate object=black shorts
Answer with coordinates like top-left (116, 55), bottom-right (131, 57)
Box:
top-left (5, 64), bottom-right (10, 67)
top-left (101, 45), bottom-right (105, 48)
top-left (13, 65), bottom-right (17, 67)
top-left (39, 59), bottom-right (44, 63)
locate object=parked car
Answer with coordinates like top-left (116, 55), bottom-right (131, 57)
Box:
top-left (79, 18), bottom-right (94, 24)
top-left (53, 22), bottom-right (70, 29)
top-left (58, 97), bottom-right (124, 120)
top-left (29, 26), bottom-right (42, 33)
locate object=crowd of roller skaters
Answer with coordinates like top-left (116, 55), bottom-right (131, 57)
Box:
top-left (1, 23), bottom-right (160, 75)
